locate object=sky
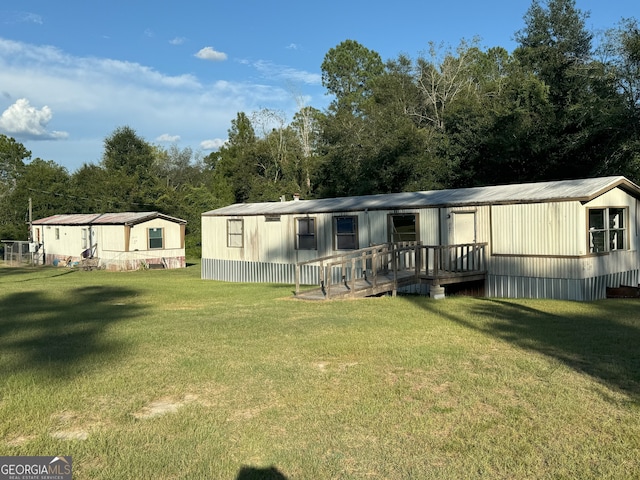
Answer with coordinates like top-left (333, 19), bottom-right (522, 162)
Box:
top-left (0, 0), bottom-right (638, 173)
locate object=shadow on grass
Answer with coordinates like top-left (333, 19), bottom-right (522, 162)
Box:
top-left (0, 267), bottom-right (78, 282)
top-left (415, 297), bottom-right (640, 399)
top-left (236, 465), bottom-right (288, 480)
top-left (0, 284), bottom-right (144, 379)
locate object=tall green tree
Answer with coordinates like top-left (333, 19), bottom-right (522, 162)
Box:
top-left (595, 18), bottom-right (640, 182)
top-left (445, 47), bottom-right (554, 186)
top-left (513, 0), bottom-right (616, 179)
top-left (0, 136), bottom-right (31, 242)
top-left (0, 135), bottom-right (30, 203)
top-left (100, 126), bottom-right (162, 210)
top-left (1, 158), bottom-right (71, 241)
top-left (206, 112), bottom-right (257, 204)
top-left (321, 39), bottom-right (384, 114)
top-left (318, 41), bottom-right (387, 196)
top-left (69, 163), bottom-right (120, 212)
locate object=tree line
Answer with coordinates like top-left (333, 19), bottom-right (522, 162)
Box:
top-left (1, 0), bottom-right (639, 257)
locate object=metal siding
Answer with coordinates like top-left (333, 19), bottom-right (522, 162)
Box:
top-left (201, 258), bottom-right (319, 285)
top-left (487, 269), bottom-right (639, 300)
top-left (419, 208), bottom-right (440, 244)
top-left (491, 202), bottom-right (583, 256)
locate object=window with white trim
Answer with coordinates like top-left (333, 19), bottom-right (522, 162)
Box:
top-left (227, 219), bottom-right (244, 248)
top-left (588, 208), bottom-right (626, 253)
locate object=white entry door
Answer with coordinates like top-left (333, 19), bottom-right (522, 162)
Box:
top-left (452, 212), bottom-right (476, 270)
top-left (453, 212), bottom-right (476, 244)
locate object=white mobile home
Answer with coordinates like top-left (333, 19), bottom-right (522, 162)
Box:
top-left (201, 176), bottom-right (640, 300)
top-left (32, 212), bottom-right (187, 271)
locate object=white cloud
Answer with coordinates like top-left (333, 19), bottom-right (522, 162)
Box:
top-left (252, 60), bottom-right (321, 85)
top-left (169, 37), bottom-right (187, 46)
top-left (286, 43), bottom-right (299, 50)
top-left (5, 12), bottom-right (43, 25)
top-left (0, 98), bottom-right (68, 140)
top-left (200, 138), bottom-right (226, 151)
top-left (156, 133), bottom-right (181, 142)
top-left (195, 46), bottom-right (227, 62)
top-left (0, 37), bottom-right (325, 171)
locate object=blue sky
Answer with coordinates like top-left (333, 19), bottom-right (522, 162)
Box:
top-left (0, 0), bottom-right (637, 172)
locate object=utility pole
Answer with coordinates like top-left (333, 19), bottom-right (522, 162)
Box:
top-left (28, 197), bottom-right (32, 239)
top-left (28, 197), bottom-right (34, 265)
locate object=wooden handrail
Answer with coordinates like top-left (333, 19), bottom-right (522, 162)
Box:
top-left (294, 241), bottom-right (487, 298)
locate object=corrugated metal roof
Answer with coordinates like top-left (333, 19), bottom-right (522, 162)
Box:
top-left (33, 211), bottom-right (187, 225)
top-left (203, 176), bottom-right (640, 217)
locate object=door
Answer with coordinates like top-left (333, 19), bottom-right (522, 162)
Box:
top-left (453, 212), bottom-right (475, 244)
top-left (451, 212), bottom-right (476, 270)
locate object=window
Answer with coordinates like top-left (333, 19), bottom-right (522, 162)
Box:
top-left (149, 228), bottom-right (164, 249)
top-left (296, 217), bottom-right (316, 250)
top-left (389, 214), bottom-right (418, 242)
top-left (588, 208), bottom-right (626, 253)
top-left (81, 228), bottom-right (88, 249)
top-left (55, 228), bottom-right (60, 240)
top-left (334, 216), bottom-right (358, 250)
top-left (227, 219), bottom-right (244, 248)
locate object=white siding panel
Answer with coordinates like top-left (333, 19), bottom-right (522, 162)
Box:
top-left (491, 202), bottom-right (583, 256)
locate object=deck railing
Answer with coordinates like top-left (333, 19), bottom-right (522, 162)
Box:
top-left (294, 242), bottom-right (487, 298)
top-left (421, 242), bottom-right (488, 277)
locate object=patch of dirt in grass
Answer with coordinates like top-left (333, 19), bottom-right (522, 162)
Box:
top-left (385, 367), bottom-right (431, 387)
top-left (5, 435), bottom-right (37, 447)
top-left (49, 410), bottom-right (102, 441)
top-left (228, 398), bottom-right (283, 422)
top-left (313, 361), bottom-right (359, 372)
top-left (51, 430), bottom-right (89, 441)
top-left (315, 361), bottom-right (329, 371)
top-left (432, 381), bottom-right (452, 394)
top-left (132, 394), bottom-right (199, 420)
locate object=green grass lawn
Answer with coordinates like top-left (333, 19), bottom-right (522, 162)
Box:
top-left (1, 262), bottom-right (639, 479)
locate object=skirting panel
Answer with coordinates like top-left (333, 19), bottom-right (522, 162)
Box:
top-left (202, 258), bottom-right (318, 285)
top-left (201, 258), bottom-right (373, 286)
top-left (487, 269), bottom-right (640, 301)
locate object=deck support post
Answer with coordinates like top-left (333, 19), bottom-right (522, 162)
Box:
top-left (430, 284), bottom-right (445, 300)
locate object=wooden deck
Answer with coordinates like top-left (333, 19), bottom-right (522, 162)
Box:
top-left (294, 242), bottom-right (487, 301)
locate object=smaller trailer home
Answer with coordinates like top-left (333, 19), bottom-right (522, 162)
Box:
top-left (201, 176), bottom-right (640, 300)
top-left (32, 212), bottom-right (187, 271)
